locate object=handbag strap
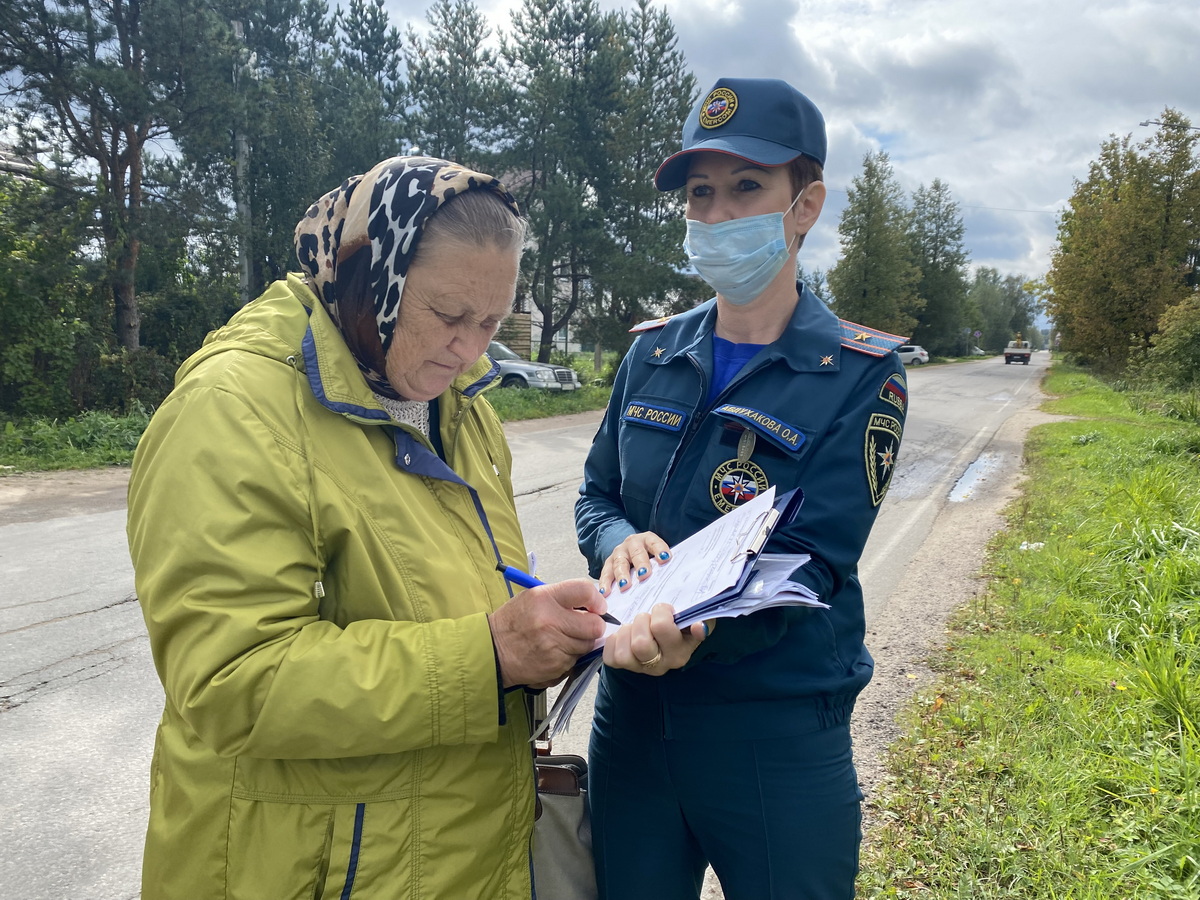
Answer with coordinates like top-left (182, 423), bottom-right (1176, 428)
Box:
top-left (525, 689), bottom-right (552, 756)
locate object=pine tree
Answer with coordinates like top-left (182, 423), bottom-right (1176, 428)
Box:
top-left (827, 151), bottom-right (922, 335)
top-left (908, 178), bottom-right (970, 355)
top-left (498, 0), bottom-right (625, 360)
top-left (327, 0), bottom-right (406, 173)
top-left (579, 0), bottom-right (699, 363)
top-left (404, 0), bottom-right (503, 170)
top-left (0, 0), bottom-right (207, 350)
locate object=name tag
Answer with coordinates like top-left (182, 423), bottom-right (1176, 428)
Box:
top-left (714, 404), bottom-right (806, 452)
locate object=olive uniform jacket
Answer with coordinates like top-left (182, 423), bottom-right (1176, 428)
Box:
top-left (128, 274), bottom-right (536, 900)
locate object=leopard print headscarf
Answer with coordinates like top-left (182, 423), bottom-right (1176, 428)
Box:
top-left (294, 156), bottom-right (521, 398)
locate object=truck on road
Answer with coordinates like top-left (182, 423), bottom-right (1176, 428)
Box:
top-left (1004, 339), bottom-right (1032, 365)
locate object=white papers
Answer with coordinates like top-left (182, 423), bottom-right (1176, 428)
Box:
top-left (536, 488), bottom-right (829, 739)
top-left (597, 486), bottom-right (783, 636)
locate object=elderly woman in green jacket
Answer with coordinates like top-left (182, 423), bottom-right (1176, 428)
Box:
top-left (126, 157), bottom-right (608, 900)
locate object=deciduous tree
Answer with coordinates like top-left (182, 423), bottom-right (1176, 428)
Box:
top-left (1047, 110), bottom-right (1200, 374)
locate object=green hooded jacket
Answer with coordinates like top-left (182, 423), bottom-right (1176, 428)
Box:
top-left (128, 274), bottom-right (537, 899)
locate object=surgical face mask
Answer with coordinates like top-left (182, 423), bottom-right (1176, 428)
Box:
top-left (684, 189), bottom-right (805, 306)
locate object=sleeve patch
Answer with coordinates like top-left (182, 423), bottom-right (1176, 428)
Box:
top-left (865, 413), bottom-right (903, 507)
top-left (879, 373), bottom-right (908, 415)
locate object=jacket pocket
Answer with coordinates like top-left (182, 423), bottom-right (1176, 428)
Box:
top-left (616, 393), bottom-right (690, 524)
top-left (226, 792), bottom-right (415, 900)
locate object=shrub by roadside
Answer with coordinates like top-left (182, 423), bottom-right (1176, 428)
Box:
top-left (858, 366), bottom-right (1200, 898)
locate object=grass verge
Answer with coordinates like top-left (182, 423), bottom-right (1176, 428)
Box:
top-left (0, 385), bottom-right (612, 473)
top-left (858, 365), bottom-right (1200, 898)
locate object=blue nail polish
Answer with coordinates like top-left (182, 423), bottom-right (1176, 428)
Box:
top-left (637, 567), bottom-right (647, 577)
top-left (659, 551), bottom-right (670, 560)
top-left (599, 587), bottom-right (606, 595)
top-left (702, 622), bottom-right (710, 638)
top-left (619, 579), bottom-right (628, 588)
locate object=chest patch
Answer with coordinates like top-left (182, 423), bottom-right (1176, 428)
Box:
top-left (865, 413), bottom-right (903, 507)
top-left (713, 404), bottom-right (805, 452)
top-left (710, 460), bottom-right (769, 513)
top-left (879, 373), bottom-right (908, 415)
top-left (622, 401), bottom-right (688, 432)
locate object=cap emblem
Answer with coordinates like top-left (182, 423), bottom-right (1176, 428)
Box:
top-left (699, 87), bottom-right (738, 129)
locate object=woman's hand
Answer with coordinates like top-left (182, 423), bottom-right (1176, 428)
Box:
top-left (600, 532), bottom-right (673, 595)
top-left (489, 578), bottom-right (608, 688)
top-left (603, 603), bottom-right (707, 676)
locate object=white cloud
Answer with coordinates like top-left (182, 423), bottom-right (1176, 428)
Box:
top-left (385, 0), bottom-right (1200, 278)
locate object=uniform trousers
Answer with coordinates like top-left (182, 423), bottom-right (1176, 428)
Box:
top-left (588, 671), bottom-right (863, 900)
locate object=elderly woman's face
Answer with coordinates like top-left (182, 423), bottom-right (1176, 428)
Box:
top-left (385, 242), bottom-right (520, 401)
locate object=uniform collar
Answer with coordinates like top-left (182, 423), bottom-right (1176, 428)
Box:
top-left (642, 283), bottom-right (843, 373)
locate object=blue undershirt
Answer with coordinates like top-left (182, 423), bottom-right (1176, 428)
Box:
top-left (707, 336), bottom-right (767, 407)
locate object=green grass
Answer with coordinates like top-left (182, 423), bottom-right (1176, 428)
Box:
top-left (858, 364), bottom-right (1200, 898)
top-left (483, 383), bottom-right (611, 421)
top-left (0, 383), bottom-right (612, 473)
top-left (0, 408), bottom-right (152, 472)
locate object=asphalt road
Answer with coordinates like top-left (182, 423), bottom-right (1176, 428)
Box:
top-left (0, 351), bottom-right (1050, 898)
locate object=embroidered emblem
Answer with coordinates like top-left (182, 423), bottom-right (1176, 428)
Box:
top-left (879, 372), bottom-right (908, 414)
top-left (864, 413), bottom-right (903, 507)
top-left (699, 87), bottom-right (738, 129)
top-left (653, 346), bottom-right (665, 358)
top-left (622, 401), bottom-right (687, 432)
top-left (713, 404), bottom-right (805, 452)
top-left (710, 460), bottom-right (769, 513)
top-left (820, 355), bottom-right (834, 366)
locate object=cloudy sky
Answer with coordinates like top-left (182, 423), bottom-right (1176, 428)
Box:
top-left (386, 0), bottom-right (1200, 281)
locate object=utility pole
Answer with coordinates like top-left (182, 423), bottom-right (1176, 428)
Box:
top-left (232, 21), bottom-right (254, 306)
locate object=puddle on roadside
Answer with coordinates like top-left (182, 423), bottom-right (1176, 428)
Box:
top-left (948, 452), bottom-right (1000, 502)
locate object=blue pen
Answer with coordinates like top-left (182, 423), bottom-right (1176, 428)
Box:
top-left (496, 564), bottom-right (621, 625)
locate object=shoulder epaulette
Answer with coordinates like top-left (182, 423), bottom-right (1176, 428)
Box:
top-left (629, 313), bottom-right (678, 333)
top-left (839, 320), bottom-right (908, 357)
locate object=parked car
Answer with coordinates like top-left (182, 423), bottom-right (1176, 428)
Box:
top-left (970, 346), bottom-right (986, 356)
top-left (896, 344), bottom-right (929, 365)
top-left (487, 341), bottom-right (582, 390)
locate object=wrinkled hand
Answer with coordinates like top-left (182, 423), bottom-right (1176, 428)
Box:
top-left (603, 602), bottom-right (706, 676)
top-left (601, 532), bottom-right (673, 595)
top-left (488, 578), bottom-right (607, 688)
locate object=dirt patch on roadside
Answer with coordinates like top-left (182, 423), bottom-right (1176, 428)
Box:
top-left (0, 467), bottom-right (131, 525)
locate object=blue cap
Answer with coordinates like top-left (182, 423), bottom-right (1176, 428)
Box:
top-left (654, 78), bottom-right (827, 192)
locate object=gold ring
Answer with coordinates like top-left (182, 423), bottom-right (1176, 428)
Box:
top-left (639, 650), bottom-right (663, 668)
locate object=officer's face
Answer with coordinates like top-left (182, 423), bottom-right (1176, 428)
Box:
top-left (684, 152), bottom-right (798, 226)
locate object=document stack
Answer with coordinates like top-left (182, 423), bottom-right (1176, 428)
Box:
top-left (540, 486), bottom-right (827, 738)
